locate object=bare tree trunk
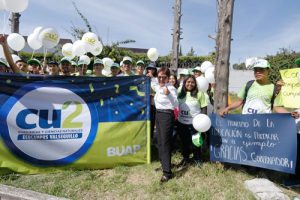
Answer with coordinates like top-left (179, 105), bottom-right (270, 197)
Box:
top-left (212, 0), bottom-right (235, 114)
top-left (10, 12), bottom-right (21, 55)
top-left (170, 0), bottom-right (182, 76)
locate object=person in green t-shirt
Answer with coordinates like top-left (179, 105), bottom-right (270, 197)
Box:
top-left (135, 60), bottom-right (145, 75)
top-left (90, 59), bottom-right (106, 77)
top-left (220, 59), bottom-right (298, 117)
top-left (192, 66), bottom-right (202, 78)
top-left (122, 56), bottom-right (135, 76)
top-left (70, 61), bottom-right (77, 75)
top-left (0, 58), bottom-right (10, 73)
top-left (110, 63), bottom-right (121, 77)
top-left (77, 60), bottom-right (91, 76)
top-left (59, 57), bottom-right (72, 76)
top-left (176, 75), bottom-right (208, 169)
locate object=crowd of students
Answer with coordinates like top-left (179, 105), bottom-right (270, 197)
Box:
top-left (0, 34), bottom-right (300, 187)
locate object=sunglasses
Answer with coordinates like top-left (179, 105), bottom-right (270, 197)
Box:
top-left (158, 76), bottom-right (168, 80)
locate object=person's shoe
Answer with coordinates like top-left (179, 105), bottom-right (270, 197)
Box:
top-left (154, 166), bottom-right (163, 172)
top-left (280, 179), bottom-right (300, 189)
top-left (194, 160), bottom-right (202, 169)
top-left (160, 176), bottom-right (170, 184)
top-left (176, 158), bottom-right (190, 168)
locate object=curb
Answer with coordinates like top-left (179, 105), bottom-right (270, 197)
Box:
top-left (0, 184), bottom-right (70, 200)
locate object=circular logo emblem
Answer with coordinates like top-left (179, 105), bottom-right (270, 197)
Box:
top-left (0, 81), bottom-right (98, 166)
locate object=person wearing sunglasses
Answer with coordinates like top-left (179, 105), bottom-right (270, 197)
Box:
top-left (152, 67), bottom-right (178, 183)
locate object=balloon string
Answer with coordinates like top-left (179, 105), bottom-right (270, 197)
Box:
top-left (43, 48), bottom-right (47, 71)
top-left (3, 12), bottom-right (11, 35)
top-left (2, 12), bottom-right (5, 35)
top-left (31, 50), bottom-right (35, 59)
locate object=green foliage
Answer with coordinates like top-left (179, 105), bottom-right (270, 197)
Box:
top-left (186, 47), bottom-right (197, 56)
top-left (130, 54), bottom-right (215, 67)
top-left (232, 62), bottom-right (246, 70)
top-left (71, 0), bottom-right (92, 33)
top-left (18, 49), bottom-right (64, 62)
top-left (266, 50), bottom-right (300, 84)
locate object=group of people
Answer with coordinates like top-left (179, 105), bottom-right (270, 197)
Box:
top-left (0, 34), bottom-right (300, 187)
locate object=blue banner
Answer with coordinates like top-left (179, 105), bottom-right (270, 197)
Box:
top-left (209, 113), bottom-right (297, 174)
top-left (0, 73), bottom-right (151, 174)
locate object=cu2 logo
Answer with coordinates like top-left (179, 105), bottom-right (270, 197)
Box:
top-left (0, 81), bottom-right (98, 166)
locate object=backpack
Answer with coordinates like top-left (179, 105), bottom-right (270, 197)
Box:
top-left (242, 80), bottom-right (281, 110)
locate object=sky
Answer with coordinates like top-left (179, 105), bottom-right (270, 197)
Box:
top-left (3, 0), bottom-right (300, 67)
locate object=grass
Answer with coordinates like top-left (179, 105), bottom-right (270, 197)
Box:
top-left (0, 94), bottom-right (299, 199)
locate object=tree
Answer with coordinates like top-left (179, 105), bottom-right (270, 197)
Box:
top-left (186, 47), bottom-right (197, 56)
top-left (179, 45), bottom-right (183, 56)
top-left (63, 1), bottom-right (136, 66)
top-left (232, 62), bottom-right (246, 70)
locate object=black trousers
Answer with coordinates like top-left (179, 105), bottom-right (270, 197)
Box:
top-left (289, 133), bottom-right (300, 180)
top-left (150, 105), bottom-right (156, 139)
top-left (156, 111), bottom-right (175, 177)
top-left (177, 121), bottom-right (201, 160)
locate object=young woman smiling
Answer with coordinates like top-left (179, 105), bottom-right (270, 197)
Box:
top-left (177, 75), bottom-right (208, 169)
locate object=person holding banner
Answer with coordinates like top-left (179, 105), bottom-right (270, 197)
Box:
top-left (110, 63), bottom-right (122, 77)
top-left (59, 57), bottom-right (72, 76)
top-left (77, 60), bottom-right (91, 76)
top-left (122, 57), bottom-right (135, 76)
top-left (90, 59), bottom-right (106, 77)
top-left (0, 58), bottom-right (10, 73)
top-left (219, 59), bottom-right (299, 177)
top-left (146, 63), bottom-right (158, 140)
top-left (70, 61), bottom-right (77, 75)
top-left (48, 61), bottom-right (59, 75)
top-left (15, 60), bottom-right (28, 73)
top-left (152, 67), bottom-right (178, 183)
top-left (176, 75), bottom-right (208, 168)
top-left (135, 60), bottom-right (145, 75)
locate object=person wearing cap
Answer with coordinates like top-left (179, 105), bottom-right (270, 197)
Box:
top-left (70, 61), bottom-right (77, 75)
top-left (59, 57), bottom-right (72, 76)
top-left (48, 61), bottom-right (59, 75)
top-left (136, 60), bottom-right (145, 75)
top-left (122, 56), bottom-right (135, 76)
top-left (0, 58), bottom-right (9, 73)
top-left (77, 60), bottom-right (90, 76)
top-left (178, 69), bottom-right (191, 90)
top-left (192, 66), bottom-right (202, 78)
top-left (119, 61), bottom-right (124, 75)
top-left (110, 63), bottom-right (122, 77)
top-left (27, 59), bottom-right (42, 74)
top-left (90, 59), bottom-right (106, 77)
top-left (16, 60), bottom-right (28, 73)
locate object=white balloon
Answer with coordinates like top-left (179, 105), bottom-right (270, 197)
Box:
top-left (201, 61), bottom-right (213, 73)
top-left (27, 34), bottom-right (42, 50)
top-left (205, 67), bottom-right (215, 84)
top-left (91, 41), bottom-right (103, 56)
top-left (192, 114), bottom-right (211, 132)
top-left (80, 55), bottom-right (91, 65)
top-left (102, 70), bottom-right (109, 76)
top-left (102, 58), bottom-right (114, 73)
top-left (147, 48), bottom-right (159, 61)
top-left (62, 43), bottom-right (74, 59)
top-left (7, 33), bottom-right (25, 51)
top-left (0, 0), bottom-right (8, 11)
top-left (33, 27), bottom-right (42, 42)
top-left (39, 26), bottom-right (60, 49)
top-left (196, 77), bottom-right (209, 93)
top-left (11, 54), bottom-right (21, 63)
top-left (82, 32), bottom-right (98, 52)
top-left (73, 40), bottom-right (86, 57)
top-left (6, 0), bottom-right (28, 12)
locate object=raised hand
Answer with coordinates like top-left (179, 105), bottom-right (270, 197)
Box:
top-left (163, 83), bottom-right (170, 95)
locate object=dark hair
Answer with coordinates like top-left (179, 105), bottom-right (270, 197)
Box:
top-left (178, 75), bottom-right (198, 99)
top-left (170, 75), bottom-right (179, 89)
top-left (146, 66), bottom-right (158, 77)
top-left (16, 60), bottom-right (27, 64)
top-left (157, 67), bottom-right (170, 77)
